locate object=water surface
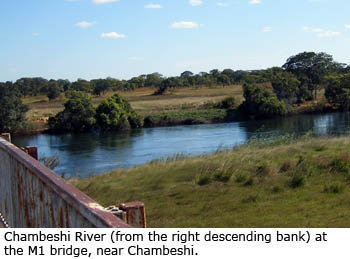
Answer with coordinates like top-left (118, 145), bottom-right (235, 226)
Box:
top-left (12, 112), bottom-right (350, 178)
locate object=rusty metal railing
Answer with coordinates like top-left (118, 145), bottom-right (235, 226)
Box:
top-left (0, 134), bottom-right (134, 228)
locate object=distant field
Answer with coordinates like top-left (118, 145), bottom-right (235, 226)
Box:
top-left (22, 85), bottom-right (243, 131)
top-left (73, 136), bottom-right (350, 228)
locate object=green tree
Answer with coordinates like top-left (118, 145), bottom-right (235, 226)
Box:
top-left (0, 82), bottom-right (29, 132)
top-left (239, 84), bottom-right (286, 118)
top-left (95, 94), bottom-right (142, 131)
top-left (46, 80), bottom-right (62, 101)
top-left (48, 91), bottom-right (96, 133)
top-left (325, 74), bottom-right (350, 110)
top-left (271, 72), bottom-right (301, 104)
top-left (282, 52), bottom-right (343, 100)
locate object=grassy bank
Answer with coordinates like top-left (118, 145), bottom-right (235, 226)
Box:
top-left (72, 135), bottom-right (350, 227)
top-left (21, 85), bottom-right (243, 133)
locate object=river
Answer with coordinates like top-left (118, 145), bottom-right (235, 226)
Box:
top-left (12, 112), bottom-right (350, 178)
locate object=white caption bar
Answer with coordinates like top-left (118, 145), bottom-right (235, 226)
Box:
top-left (0, 229), bottom-right (348, 258)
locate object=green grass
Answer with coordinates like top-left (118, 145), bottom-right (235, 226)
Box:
top-left (72, 136), bottom-right (350, 228)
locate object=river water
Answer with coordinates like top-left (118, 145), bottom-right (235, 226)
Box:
top-left (12, 112), bottom-right (350, 178)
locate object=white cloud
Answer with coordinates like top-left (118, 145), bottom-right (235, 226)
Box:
top-left (312, 28), bottom-right (323, 33)
top-left (302, 26), bottom-right (340, 38)
top-left (217, 2), bottom-right (228, 7)
top-left (262, 26), bottom-right (272, 32)
top-left (75, 21), bottom-right (96, 28)
top-left (249, 0), bottom-right (261, 4)
top-left (189, 0), bottom-right (203, 6)
top-left (101, 32), bottom-right (125, 38)
top-left (93, 0), bottom-right (118, 4)
top-left (32, 32), bottom-right (40, 36)
top-left (129, 57), bottom-right (144, 62)
top-left (145, 4), bottom-right (162, 9)
top-left (345, 25), bottom-right (350, 29)
top-left (171, 21), bottom-right (199, 29)
top-left (317, 31), bottom-right (340, 38)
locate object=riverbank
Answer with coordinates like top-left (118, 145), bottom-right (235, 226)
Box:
top-left (72, 135), bottom-right (350, 227)
top-left (20, 84), bottom-right (336, 135)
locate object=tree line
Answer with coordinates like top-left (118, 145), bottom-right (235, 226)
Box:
top-left (1, 51), bottom-right (350, 133)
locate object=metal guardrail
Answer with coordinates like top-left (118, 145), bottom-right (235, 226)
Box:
top-left (0, 135), bottom-right (133, 228)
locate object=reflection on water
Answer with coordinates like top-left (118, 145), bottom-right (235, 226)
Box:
top-left (12, 112), bottom-right (350, 178)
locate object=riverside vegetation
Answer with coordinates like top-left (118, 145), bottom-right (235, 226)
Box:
top-left (1, 51), bottom-right (350, 134)
top-left (72, 135), bottom-right (350, 227)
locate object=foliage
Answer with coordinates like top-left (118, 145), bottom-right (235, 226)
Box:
top-left (282, 51), bottom-right (344, 100)
top-left (95, 94), bottom-right (142, 130)
top-left (46, 80), bottom-right (63, 100)
top-left (325, 74), bottom-right (350, 110)
top-left (271, 72), bottom-right (301, 104)
top-left (48, 91), bottom-right (96, 133)
top-left (220, 96), bottom-right (236, 109)
top-left (0, 82), bottom-right (29, 132)
top-left (239, 84), bottom-right (287, 118)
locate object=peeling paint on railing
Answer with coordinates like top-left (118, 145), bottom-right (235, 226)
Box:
top-left (0, 136), bottom-right (130, 228)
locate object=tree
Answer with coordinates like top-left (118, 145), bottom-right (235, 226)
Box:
top-left (180, 71), bottom-right (194, 77)
top-left (271, 72), bottom-right (301, 104)
top-left (239, 84), bottom-right (286, 118)
top-left (91, 79), bottom-right (112, 96)
top-left (47, 80), bottom-right (62, 100)
top-left (48, 91), bottom-right (96, 133)
top-left (282, 52), bottom-right (342, 100)
top-left (145, 73), bottom-right (163, 87)
top-left (0, 82), bottom-right (29, 132)
top-left (95, 94), bottom-right (142, 131)
top-left (325, 74), bottom-right (350, 110)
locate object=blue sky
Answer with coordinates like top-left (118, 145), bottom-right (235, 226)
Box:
top-left (1, 0), bottom-right (350, 81)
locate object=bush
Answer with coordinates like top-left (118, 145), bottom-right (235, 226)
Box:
top-left (255, 161), bottom-right (272, 177)
top-left (272, 185), bottom-right (283, 193)
top-left (239, 84), bottom-right (287, 119)
top-left (288, 174), bottom-right (305, 188)
top-left (235, 173), bottom-right (247, 183)
top-left (329, 157), bottom-right (350, 174)
top-left (220, 96), bottom-right (236, 109)
top-left (197, 175), bottom-right (211, 186)
top-left (95, 94), bottom-right (142, 131)
top-left (325, 74), bottom-right (350, 110)
top-left (323, 184), bottom-right (344, 194)
top-left (0, 82), bottom-right (29, 133)
top-left (243, 177), bottom-right (254, 187)
top-left (48, 91), bottom-right (95, 133)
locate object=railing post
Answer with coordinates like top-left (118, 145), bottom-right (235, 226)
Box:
top-left (25, 146), bottom-right (38, 160)
top-left (21, 146), bottom-right (39, 160)
top-left (0, 133), bottom-right (11, 142)
top-left (119, 202), bottom-right (146, 228)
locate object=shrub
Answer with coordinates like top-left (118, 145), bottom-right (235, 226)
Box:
top-left (271, 185), bottom-right (283, 193)
top-left (329, 157), bottom-right (350, 174)
top-left (242, 194), bottom-right (259, 203)
top-left (243, 177), bottom-right (254, 187)
top-left (256, 161), bottom-right (272, 177)
top-left (280, 161), bottom-right (292, 173)
top-left (95, 94), bottom-right (142, 131)
top-left (0, 82), bottom-right (29, 132)
top-left (220, 96), bottom-right (236, 109)
top-left (213, 170), bottom-right (232, 183)
top-left (197, 175), bottom-right (211, 186)
top-left (239, 84), bottom-right (287, 119)
top-left (48, 91), bottom-right (95, 133)
top-left (323, 184), bottom-right (344, 194)
top-left (235, 173), bottom-right (247, 183)
top-left (288, 174), bottom-right (305, 188)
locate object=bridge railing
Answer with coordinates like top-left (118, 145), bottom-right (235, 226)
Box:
top-left (0, 135), bottom-right (135, 228)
